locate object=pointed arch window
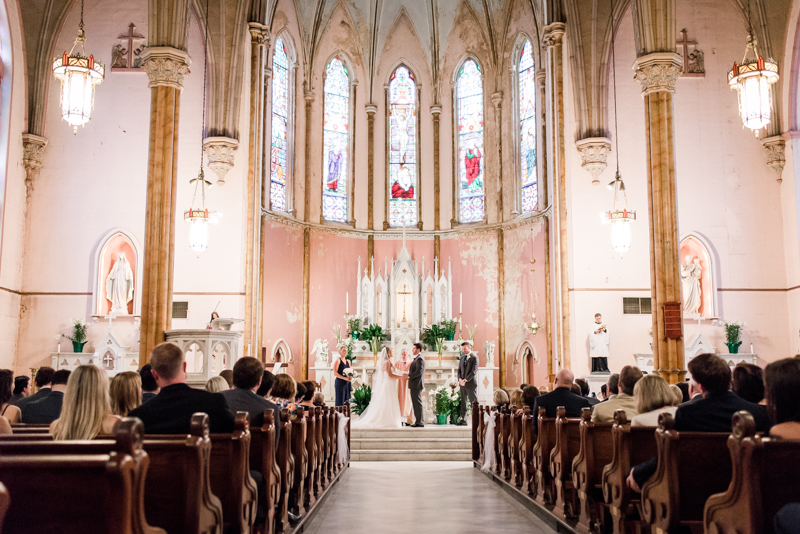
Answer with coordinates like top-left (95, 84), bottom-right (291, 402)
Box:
top-left (388, 66), bottom-right (418, 227)
top-left (322, 57), bottom-right (350, 223)
top-left (270, 36), bottom-right (292, 212)
top-left (518, 40), bottom-right (537, 213)
top-left (455, 59), bottom-right (485, 223)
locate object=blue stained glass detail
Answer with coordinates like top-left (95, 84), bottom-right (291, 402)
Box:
top-left (388, 66), bottom-right (418, 228)
top-left (518, 40), bottom-right (538, 213)
top-left (323, 58), bottom-right (350, 222)
top-left (270, 37), bottom-right (289, 212)
top-left (456, 59), bottom-right (485, 223)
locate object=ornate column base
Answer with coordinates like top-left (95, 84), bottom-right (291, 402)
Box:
top-left (761, 136), bottom-right (785, 182)
top-left (203, 136), bottom-right (238, 185)
top-left (575, 137), bottom-right (611, 185)
top-left (22, 134), bottom-right (48, 195)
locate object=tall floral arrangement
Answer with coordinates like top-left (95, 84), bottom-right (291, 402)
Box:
top-left (62, 319), bottom-right (89, 344)
top-left (723, 320), bottom-right (746, 353)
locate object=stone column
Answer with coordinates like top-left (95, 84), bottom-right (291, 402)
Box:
top-left (243, 23), bottom-right (268, 358)
top-left (138, 46), bottom-right (191, 365)
top-left (543, 23), bottom-right (571, 371)
top-left (432, 106), bottom-right (441, 277)
top-left (491, 92), bottom-right (504, 219)
top-left (366, 104), bottom-right (376, 231)
top-left (633, 52), bottom-right (685, 383)
top-left (22, 134), bottom-right (48, 196)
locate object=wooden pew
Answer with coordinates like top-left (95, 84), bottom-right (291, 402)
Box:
top-left (498, 407), bottom-right (511, 480)
top-left (640, 412), bottom-right (732, 533)
top-left (601, 410), bottom-right (657, 534)
top-left (510, 408), bottom-right (523, 487)
top-left (520, 406), bottom-right (536, 496)
top-left (249, 410), bottom-right (280, 534)
top-left (8, 424), bottom-right (50, 434)
top-left (0, 418), bottom-right (160, 534)
top-left (289, 408), bottom-right (308, 516)
top-left (0, 483), bottom-right (9, 534)
top-left (325, 407), bottom-right (336, 480)
top-left (704, 411), bottom-right (800, 534)
top-left (533, 407), bottom-right (557, 506)
top-left (550, 407), bottom-right (582, 519)
top-left (274, 409), bottom-right (293, 534)
top-left (303, 407), bottom-right (317, 510)
top-left (472, 401), bottom-right (481, 462)
top-left (209, 412), bottom-right (258, 534)
top-left (492, 410), bottom-right (502, 475)
top-left (141, 413), bottom-right (224, 534)
top-left (315, 406), bottom-right (325, 492)
top-left (572, 407), bottom-right (614, 534)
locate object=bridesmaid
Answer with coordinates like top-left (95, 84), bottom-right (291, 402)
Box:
top-left (333, 344), bottom-right (353, 407)
top-left (394, 349), bottom-right (413, 425)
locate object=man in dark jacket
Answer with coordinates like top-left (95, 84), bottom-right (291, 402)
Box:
top-left (16, 367), bottom-right (55, 410)
top-left (457, 341), bottom-right (478, 425)
top-left (139, 364), bottom-right (159, 403)
top-left (129, 343), bottom-right (235, 434)
top-left (21, 370), bottom-right (70, 424)
top-left (532, 369), bottom-right (592, 418)
top-left (10, 376), bottom-right (30, 405)
top-left (221, 357), bottom-right (281, 444)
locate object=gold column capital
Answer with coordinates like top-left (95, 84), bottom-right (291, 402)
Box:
top-left (633, 52), bottom-right (682, 96)
top-left (140, 47), bottom-right (191, 90)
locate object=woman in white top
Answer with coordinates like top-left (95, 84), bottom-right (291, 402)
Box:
top-left (631, 376), bottom-right (683, 427)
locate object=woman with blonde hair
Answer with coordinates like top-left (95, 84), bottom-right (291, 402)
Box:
top-left (205, 375), bottom-right (229, 393)
top-left (509, 388), bottom-right (524, 410)
top-left (630, 375), bottom-right (679, 427)
top-left (109, 371), bottom-right (142, 416)
top-left (51, 365), bottom-right (119, 440)
top-left (493, 389), bottom-right (509, 408)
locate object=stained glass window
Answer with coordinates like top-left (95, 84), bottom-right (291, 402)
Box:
top-left (518, 40), bottom-right (537, 213)
top-left (322, 58), bottom-right (350, 222)
top-left (270, 37), bottom-right (290, 212)
top-left (388, 66), bottom-right (417, 227)
top-left (456, 59), bottom-right (485, 223)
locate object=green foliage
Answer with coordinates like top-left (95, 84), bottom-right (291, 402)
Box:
top-left (350, 384), bottom-right (372, 416)
top-left (433, 384), bottom-right (461, 416)
top-left (345, 315), bottom-right (363, 337)
top-left (420, 324), bottom-right (447, 347)
top-left (440, 318), bottom-right (459, 339)
top-left (345, 337), bottom-right (356, 362)
top-left (62, 318), bottom-right (89, 344)
top-left (724, 320), bottom-right (745, 345)
top-left (361, 323), bottom-right (385, 341)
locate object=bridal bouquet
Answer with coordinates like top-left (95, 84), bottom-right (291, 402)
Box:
top-left (343, 368), bottom-right (358, 380)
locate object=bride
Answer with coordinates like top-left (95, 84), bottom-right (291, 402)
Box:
top-left (352, 347), bottom-right (404, 429)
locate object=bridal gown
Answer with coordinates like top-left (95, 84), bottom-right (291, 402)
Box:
top-left (352, 360), bottom-right (402, 429)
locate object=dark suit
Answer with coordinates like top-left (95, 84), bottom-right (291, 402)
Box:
top-left (408, 354), bottom-right (425, 425)
top-left (9, 393), bottom-right (25, 406)
top-left (457, 351), bottom-right (478, 419)
top-left (128, 383), bottom-right (235, 434)
top-left (631, 390), bottom-right (770, 487)
top-left (531, 387), bottom-right (591, 418)
top-left (21, 391), bottom-right (64, 424)
top-left (221, 388), bottom-right (281, 445)
top-left (142, 391), bottom-right (158, 404)
top-left (16, 387), bottom-right (50, 411)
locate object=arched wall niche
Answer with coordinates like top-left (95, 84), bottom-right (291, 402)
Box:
top-left (271, 338), bottom-right (293, 364)
top-left (679, 232), bottom-right (718, 318)
top-left (92, 229), bottom-right (143, 316)
top-left (515, 340), bottom-right (538, 386)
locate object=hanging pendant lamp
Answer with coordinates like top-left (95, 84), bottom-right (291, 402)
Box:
top-left (728, 33), bottom-right (778, 133)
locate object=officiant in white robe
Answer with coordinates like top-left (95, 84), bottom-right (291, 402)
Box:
top-left (589, 313), bottom-right (610, 373)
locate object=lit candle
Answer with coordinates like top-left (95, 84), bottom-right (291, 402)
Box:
top-left (750, 343), bottom-right (754, 354)
top-left (346, 292), bottom-right (349, 314)
top-left (459, 293), bottom-right (463, 314)
top-left (58, 342), bottom-right (61, 354)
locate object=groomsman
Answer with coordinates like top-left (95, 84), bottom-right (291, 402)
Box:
top-left (457, 341), bottom-right (478, 426)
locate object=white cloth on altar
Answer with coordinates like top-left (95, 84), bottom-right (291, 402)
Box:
top-left (589, 323), bottom-right (609, 358)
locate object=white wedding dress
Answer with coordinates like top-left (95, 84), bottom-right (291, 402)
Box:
top-left (352, 348), bottom-right (402, 429)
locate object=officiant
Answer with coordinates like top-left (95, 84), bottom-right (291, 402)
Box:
top-left (589, 313), bottom-right (610, 373)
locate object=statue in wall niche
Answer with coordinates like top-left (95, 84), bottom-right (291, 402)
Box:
top-left (312, 339), bottom-right (329, 364)
top-left (681, 255), bottom-right (703, 315)
top-left (483, 340), bottom-right (495, 368)
top-left (106, 252), bottom-right (134, 315)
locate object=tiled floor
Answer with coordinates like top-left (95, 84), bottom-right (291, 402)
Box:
top-left (303, 462), bottom-right (557, 534)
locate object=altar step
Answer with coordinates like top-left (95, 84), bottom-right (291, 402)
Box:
top-left (350, 426), bottom-right (472, 461)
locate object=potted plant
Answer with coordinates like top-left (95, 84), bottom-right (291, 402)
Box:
top-left (362, 323), bottom-right (385, 365)
top-left (440, 319), bottom-right (459, 341)
top-left (345, 315), bottom-right (363, 339)
top-left (62, 318), bottom-right (89, 353)
top-left (433, 385), bottom-right (450, 425)
top-left (723, 320), bottom-right (745, 354)
top-left (350, 384), bottom-right (372, 416)
top-left (446, 383), bottom-right (463, 425)
top-left (421, 324), bottom-right (446, 347)
top-left (434, 337), bottom-right (446, 367)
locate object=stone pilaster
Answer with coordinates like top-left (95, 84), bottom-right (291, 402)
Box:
top-left (575, 137), bottom-right (611, 185)
top-left (543, 22), bottom-right (571, 371)
top-left (762, 135), bottom-right (786, 182)
top-left (22, 134), bottom-right (48, 195)
top-left (491, 92), bottom-right (504, 221)
top-left (203, 136), bottom-right (238, 185)
top-left (432, 105), bottom-right (442, 279)
top-left (138, 46), bottom-right (191, 365)
top-left (366, 104), bottom-right (376, 230)
top-left (633, 52), bottom-right (685, 383)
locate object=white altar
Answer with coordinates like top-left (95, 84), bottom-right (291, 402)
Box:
top-left (52, 314), bottom-right (140, 376)
top-left (166, 319), bottom-right (243, 386)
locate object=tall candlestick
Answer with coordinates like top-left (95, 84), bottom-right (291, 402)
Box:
top-left (459, 293), bottom-right (463, 314)
top-left (750, 343), bottom-right (754, 354)
top-left (346, 293), bottom-right (349, 314)
top-left (58, 342), bottom-right (61, 354)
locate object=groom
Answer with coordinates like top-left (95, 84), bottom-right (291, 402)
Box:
top-left (457, 341), bottom-right (478, 426)
top-left (407, 342), bottom-right (425, 427)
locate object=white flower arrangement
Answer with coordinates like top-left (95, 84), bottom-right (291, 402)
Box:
top-left (343, 368), bottom-right (358, 379)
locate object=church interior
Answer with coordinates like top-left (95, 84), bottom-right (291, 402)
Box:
top-left (0, 0), bottom-right (798, 532)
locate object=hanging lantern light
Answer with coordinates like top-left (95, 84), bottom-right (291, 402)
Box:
top-left (185, 169), bottom-right (212, 253)
top-left (728, 34), bottom-right (778, 133)
top-left (603, 173), bottom-right (636, 255)
top-left (52, 0), bottom-right (104, 134)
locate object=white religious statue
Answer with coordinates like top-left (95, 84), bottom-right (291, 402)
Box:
top-left (483, 340), bottom-right (495, 368)
top-left (106, 252), bottom-right (134, 315)
top-left (311, 338), bottom-right (329, 364)
top-left (396, 110), bottom-right (410, 161)
top-left (589, 313), bottom-right (610, 373)
top-left (680, 255), bottom-right (703, 315)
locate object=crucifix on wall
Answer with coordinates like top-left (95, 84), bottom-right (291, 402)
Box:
top-left (111, 23), bottom-right (147, 71)
top-left (677, 29), bottom-right (704, 78)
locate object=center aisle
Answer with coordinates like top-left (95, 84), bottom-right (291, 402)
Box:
top-left (303, 462), bottom-right (558, 534)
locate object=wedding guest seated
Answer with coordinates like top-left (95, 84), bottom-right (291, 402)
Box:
top-left (110, 371), bottom-right (141, 416)
top-left (605, 373), bottom-right (620, 401)
top-left (295, 382), bottom-right (307, 404)
top-left (219, 369), bottom-right (234, 389)
top-left (128, 342), bottom-right (235, 434)
top-left (592, 366), bottom-right (643, 423)
top-left (774, 503), bottom-right (800, 534)
top-left (628, 353), bottom-right (770, 491)
top-left (16, 366), bottom-right (54, 411)
top-left (269, 374), bottom-right (299, 413)
top-left (298, 381), bottom-right (316, 409)
top-left (509, 388), bottom-right (524, 409)
top-left (570, 383), bottom-right (582, 395)
top-left (256, 370), bottom-right (275, 398)
top-left (139, 364), bottom-right (159, 403)
top-left (600, 383), bottom-right (608, 401)
top-left (493, 388), bottom-right (509, 409)
top-left (532, 369), bottom-right (591, 418)
top-left (51, 365), bottom-right (119, 439)
top-left (10, 375), bottom-right (29, 405)
top-left (205, 376), bottom-right (229, 393)
top-left (765, 357), bottom-right (800, 440)
top-left (22, 369), bottom-right (70, 424)
top-left (575, 378), bottom-right (600, 405)
top-left (313, 392), bottom-right (326, 407)
top-left (0, 370), bottom-right (22, 424)
top-left (630, 375), bottom-right (680, 427)
top-left (220, 357), bottom-right (281, 434)
top-left (676, 381), bottom-right (690, 403)
top-left (522, 385), bottom-right (539, 411)
top-left (732, 362), bottom-right (765, 404)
